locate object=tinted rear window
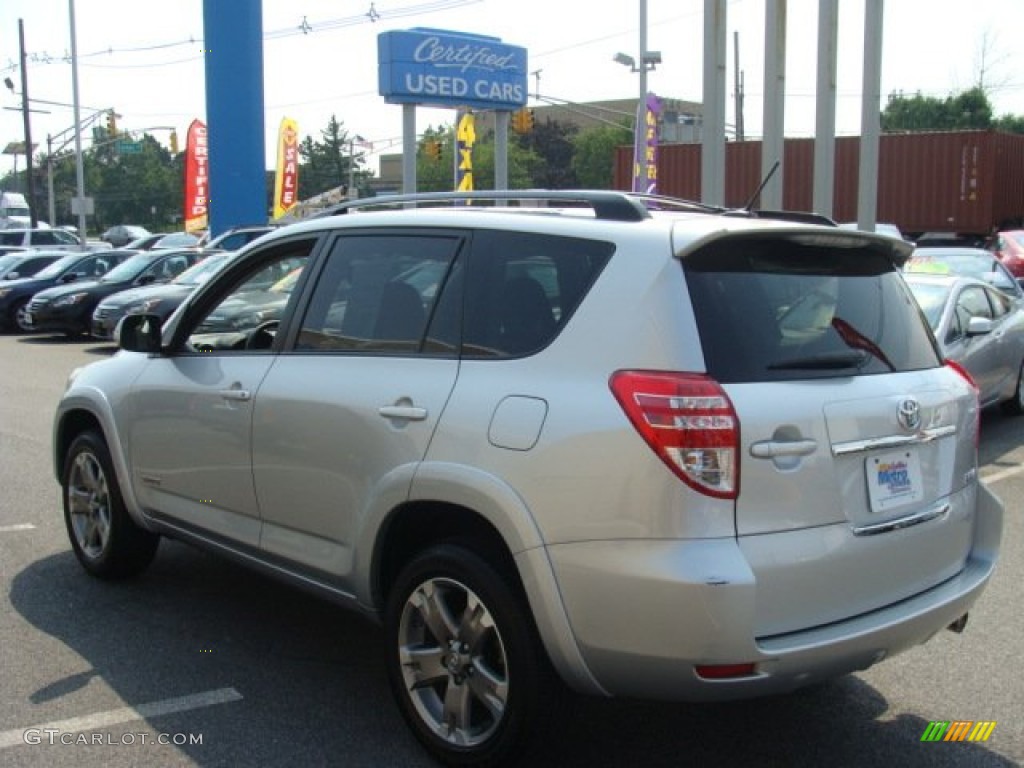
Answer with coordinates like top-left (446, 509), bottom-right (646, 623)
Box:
top-left (684, 236), bottom-right (941, 383)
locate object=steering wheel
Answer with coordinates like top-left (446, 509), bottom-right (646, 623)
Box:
top-left (245, 320), bottom-right (280, 350)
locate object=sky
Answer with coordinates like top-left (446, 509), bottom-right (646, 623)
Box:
top-left (2, 0), bottom-right (1024, 176)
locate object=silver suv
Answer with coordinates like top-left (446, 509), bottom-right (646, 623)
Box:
top-left (54, 191), bottom-right (1003, 766)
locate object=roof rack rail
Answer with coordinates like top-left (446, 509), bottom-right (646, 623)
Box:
top-left (313, 190), bottom-right (652, 222)
top-left (626, 193), bottom-right (726, 215)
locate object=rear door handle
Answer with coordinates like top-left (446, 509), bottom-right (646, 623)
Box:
top-left (219, 387), bottom-right (252, 402)
top-left (749, 438), bottom-right (817, 459)
top-left (378, 405), bottom-right (428, 421)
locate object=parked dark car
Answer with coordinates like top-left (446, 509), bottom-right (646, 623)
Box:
top-left (23, 249), bottom-right (201, 336)
top-left (0, 250), bottom-right (135, 331)
top-left (91, 252), bottom-right (236, 340)
top-left (101, 225), bottom-right (151, 247)
top-left (0, 250), bottom-right (65, 281)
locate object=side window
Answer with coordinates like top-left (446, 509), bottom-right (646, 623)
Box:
top-left (295, 234), bottom-right (462, 355)
top-left (34, 231), bottom-right (58, 245)
top-left (956, 286), bottom-right (993, 322)
top-left (143, 254), bottom-right (191, 282)
top-left (183, 243), bottom-right (313, 353)
top-left (76, 255), bottom-right (110, 277)
top-left (462, 231), bottom-right (613, 358)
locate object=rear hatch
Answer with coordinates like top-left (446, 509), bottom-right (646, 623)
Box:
top-left (683, 231), bottom-right (979, 636)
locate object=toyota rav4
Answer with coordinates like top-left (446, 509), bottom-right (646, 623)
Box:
top-left (53, 191), bottom-right (1003, 766)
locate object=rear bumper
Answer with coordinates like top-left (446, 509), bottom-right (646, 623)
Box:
top-left (545, 482), bottom-right (1001, 701)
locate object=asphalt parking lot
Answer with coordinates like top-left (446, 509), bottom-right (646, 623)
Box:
top-left (1, 331), bottom-right (1021, 767)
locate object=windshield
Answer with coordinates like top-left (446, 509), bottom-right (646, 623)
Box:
top-left (99, 253), bottom-right (156, 283)
top-left (173, 254), bottom-right (230, 285)
top-left (34, 254), bottom-right (82, 279)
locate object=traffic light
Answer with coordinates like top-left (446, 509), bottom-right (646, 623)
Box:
top-left (423, 139), bottom-right (442, 161)
top-left (511, 108), bottom-right (534, 133)
top-left (106, 110), bottom-right (117, 135)
top-left (169, 130), bottom-right (179, 154)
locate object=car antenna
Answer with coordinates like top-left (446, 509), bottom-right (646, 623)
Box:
top-left (740, 160), bottom-right (780, 212)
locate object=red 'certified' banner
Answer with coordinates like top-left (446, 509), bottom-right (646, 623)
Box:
top-left (184, 119), bottom-right (209, 233)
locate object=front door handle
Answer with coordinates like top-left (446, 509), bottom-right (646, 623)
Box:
top-left (378, 405), bottom-right (428, 421)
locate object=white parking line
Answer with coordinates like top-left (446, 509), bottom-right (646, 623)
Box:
top-left (0, 687), bottom-right (243, 749)
top-left (981, 463), bottom-right (1024, 486)
top-left (0, 524), bottom-right (36, 533)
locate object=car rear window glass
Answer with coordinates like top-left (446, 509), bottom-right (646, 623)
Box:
top-left (684, 236), bottom-right (941, 383)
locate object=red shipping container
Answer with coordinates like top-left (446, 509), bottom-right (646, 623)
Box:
top-left (615, 130), bottom-right (1024, 235)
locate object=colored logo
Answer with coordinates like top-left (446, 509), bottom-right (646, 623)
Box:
top-left (897, 398), bottom-right (921, 431)
top-left (921, 721), bottom-right (996, 742)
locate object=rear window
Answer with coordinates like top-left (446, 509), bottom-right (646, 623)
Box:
top-left (684, 236), bottom-right (942, 383)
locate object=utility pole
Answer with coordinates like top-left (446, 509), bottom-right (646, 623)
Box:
top-left (733, 30), bottom-right (744, 141)
top-left (17, 20), bottom-right (38, 227)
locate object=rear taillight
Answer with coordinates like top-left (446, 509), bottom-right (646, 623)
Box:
top-left (609, 370), bottom-right (739, 499)
top-left (945, 359), bottom-right (980, 448)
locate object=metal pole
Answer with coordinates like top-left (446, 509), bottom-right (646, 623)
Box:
top-left (813, 0), bottom-right (838, 218)
top-left (858, 0), bottom-right (884, 232)
top-left (402, 104), bottom-right (416, 194)
top-left (47, 135), bottom-right (56, 226)
top-left (701, 0), bottom-right (727, 206)
top-left (18, 20), bottom-right (38, 228)
top-left (733, 31), bottom-right (744, 142)
top-left (348, 138), bottom-right (355, 198)
top-left (69, 0), bottom-right (87, 245)
top-left (761, 0), bottom-right (786, 210)
top-left (637, 0), bottom-right (648, 186)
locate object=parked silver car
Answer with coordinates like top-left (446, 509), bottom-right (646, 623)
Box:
top-left (904, 273), bottom-right (1024, 413)
top-left (53, 191), bottom-right (1003, 766)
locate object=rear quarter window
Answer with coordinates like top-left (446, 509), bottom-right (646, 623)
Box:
top-left (684, 236), bottom-right (942, 383)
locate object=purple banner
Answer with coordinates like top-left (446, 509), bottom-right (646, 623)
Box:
top-left (632, 93), bottom-right (661, 194)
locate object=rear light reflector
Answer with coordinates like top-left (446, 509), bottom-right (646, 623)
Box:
top-left (695, 663), bottom-right (757, 679)
top-left (610, 370), bottom-right (739, 499)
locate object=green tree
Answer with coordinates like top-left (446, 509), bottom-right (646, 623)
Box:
top-left (994, 114), bottom-right (1024, 134)
top-left (415, 125), bottom-right (542, 192)
top-left (297, 114), bottom-right (370, 200)
top-left (571, 123), bottom-right (632, 189)
top-left (513, 117), bottom-right (579, 189)
top-left (881, 87), bottom-right (994, 131)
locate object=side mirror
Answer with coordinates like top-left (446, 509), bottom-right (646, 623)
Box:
top-left (136, 273), bottom-right (157, 286)
top-left (966, 316), bottom-right (993, 336)
top-left (60, 272), bottom-right (80, 283)
top-left (6, 271), bottom-right (18, 279)
top-left (117, 314), bottom-right (163, 353)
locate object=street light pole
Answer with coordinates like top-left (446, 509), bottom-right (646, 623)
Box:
top-left (69, 0), bottom-right (88, 245)
top-left (17, 19), bottom-right (38, 228)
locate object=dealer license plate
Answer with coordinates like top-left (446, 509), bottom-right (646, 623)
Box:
top-left (866, 449), bottom-right (924, 513)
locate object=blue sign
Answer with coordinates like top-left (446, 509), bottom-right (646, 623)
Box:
top-left (378, 28), bottom-right (528, 111)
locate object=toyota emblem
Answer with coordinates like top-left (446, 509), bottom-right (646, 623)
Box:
top-left (897, 398), bottom-right (921, 431)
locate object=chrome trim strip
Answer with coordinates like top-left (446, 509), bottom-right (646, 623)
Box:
top-left (852, 503), bottom-right (950, 536)
top-left (832, 424), bottom-right (957, 457)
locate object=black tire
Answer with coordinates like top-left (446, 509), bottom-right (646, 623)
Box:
top-left (1001, 360), bottom-right (1024, 416)
top-left (384, 543), bottom-right (547, 767)
top-left (62, 430), bottom-right (159, 579)
top-left (10, 297), bottom-right (30, 333)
